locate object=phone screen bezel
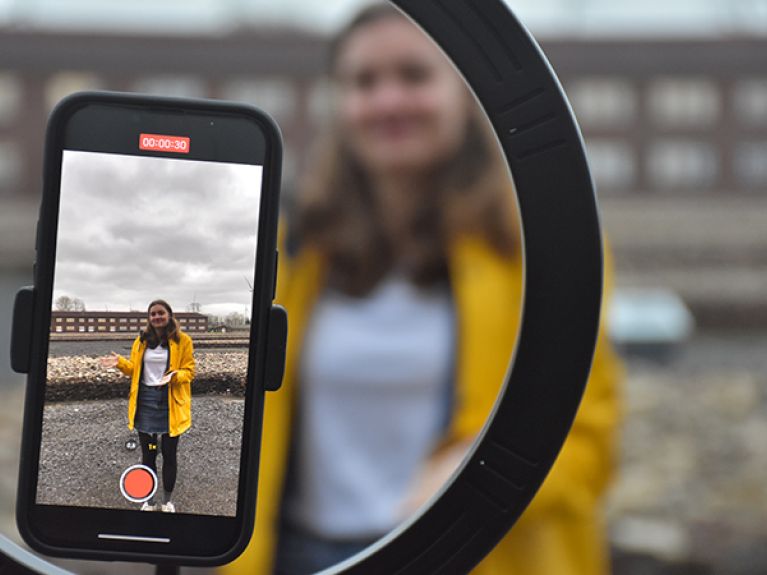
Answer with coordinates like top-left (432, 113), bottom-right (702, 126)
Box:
top-left (16, 92), bottom-right (282, 565)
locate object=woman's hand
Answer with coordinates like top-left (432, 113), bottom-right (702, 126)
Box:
top-left (99, 352), bottom-right (120, 369)
top-left (159, 371), bottom-right (177, 386)
top-left (398, 439), bottom-right (474, 519)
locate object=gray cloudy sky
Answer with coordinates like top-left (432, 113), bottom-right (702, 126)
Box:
top-left (54, 150), bottom-right (263, 316)
top-left (2, 0), bottom-right (767, 36)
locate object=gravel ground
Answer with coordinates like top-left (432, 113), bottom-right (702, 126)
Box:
top-left (45, 351), bottom-right (249, 401)
top-left (49, 340), bottom-right (136, 358)
top-left (37, 396), bottom-right (244, 516)
top-left (0, 382), bottom-right (23, 540)
top-left (606, 332), bottom-right (767, 574)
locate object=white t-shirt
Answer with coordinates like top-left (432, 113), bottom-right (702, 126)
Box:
top-left (142, 345), bottom-right (169, 387)
top-left (286, 273), bottom-right (453, 538)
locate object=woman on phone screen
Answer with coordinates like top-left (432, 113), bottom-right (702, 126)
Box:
top-left (100, 299), bottom-right (195, 513)
top-left (224, 5), bottom-right (623, 575)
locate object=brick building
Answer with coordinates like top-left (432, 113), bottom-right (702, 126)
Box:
top-left (1, 29), bottom-right (767, 198)
top-left (50, 311), bottom-right (208, 334)
top-left (2, 27), bottom-right (766, 328)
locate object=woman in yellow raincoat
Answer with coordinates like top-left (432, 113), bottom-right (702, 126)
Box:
top-left (224, 5), bottom-right (622, 574)
top-left (101, 298), bottom-right (195, 513)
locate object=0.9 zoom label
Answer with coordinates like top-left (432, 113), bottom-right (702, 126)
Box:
top-left (139, 133), bottom-right (190, 154)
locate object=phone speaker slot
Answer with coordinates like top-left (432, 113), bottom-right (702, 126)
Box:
top-left (97, 534), bottom-right (171, 544)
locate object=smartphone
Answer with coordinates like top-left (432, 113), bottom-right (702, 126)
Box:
top-left (15, 91), bottom-right (282, 565)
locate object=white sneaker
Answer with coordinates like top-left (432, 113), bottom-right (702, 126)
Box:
top-left (141, 501), bottom-right (157, 511)
top-left (161, 501), bottom-right (175, 513)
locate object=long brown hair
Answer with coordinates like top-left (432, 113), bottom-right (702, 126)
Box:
top-left (295, 4), bottom-right (519, 296)
top-left (140, 299), bottom-right (180, 347)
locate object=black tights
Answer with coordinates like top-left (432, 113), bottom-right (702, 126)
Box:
top-left (138, 432), bottom-right (179, 493)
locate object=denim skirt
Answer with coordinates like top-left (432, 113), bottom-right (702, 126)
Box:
top-left (134, 384), bottom-right (169, 434)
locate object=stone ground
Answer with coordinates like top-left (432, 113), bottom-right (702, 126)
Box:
top-left (37, 396), bottom-right (243, 516)
top-left (607, 332), bottom-right (767, 574)
top-left (45, 349), bottom-right (249, 401)
top-left (2, 331), bottom-right (766, 573)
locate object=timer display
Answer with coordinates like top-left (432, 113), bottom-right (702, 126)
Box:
top-left (139, 133), bottom-right (190, 154)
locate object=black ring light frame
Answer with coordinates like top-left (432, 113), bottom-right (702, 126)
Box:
top-left (0, 0), bottom-right (602, 573)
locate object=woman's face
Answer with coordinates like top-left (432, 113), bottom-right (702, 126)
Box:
top-left (334, 16), bottom-right (471, 178)
top-left (149, 304), bottom-right (170, 330)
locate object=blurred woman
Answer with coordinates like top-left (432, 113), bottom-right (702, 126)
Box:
top-left (100, 299), bottom-right (195, 513)
top-left (224, 5), bottom-right (622, 574)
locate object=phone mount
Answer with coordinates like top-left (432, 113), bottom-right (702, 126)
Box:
top-left (11, 287), bottom-right (34, 375)
top-left (3, 0), bottom-right (601, 573)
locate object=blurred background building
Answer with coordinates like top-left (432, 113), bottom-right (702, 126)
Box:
top-left (1, 1), bottom-right (766, 573)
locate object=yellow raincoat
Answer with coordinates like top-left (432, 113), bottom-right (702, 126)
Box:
top-left (116, 330), bottom-right (196, 437)
top-left (224, 233), bottom-right (622, 574)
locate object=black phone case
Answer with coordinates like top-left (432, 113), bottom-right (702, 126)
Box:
top-left (14, 91), bottom-right (283, 566)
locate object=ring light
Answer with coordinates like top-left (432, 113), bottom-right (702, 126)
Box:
top-left (0, 1), bottom-right (601, 573)
top-left (332, 0), bottom-right (602, 572)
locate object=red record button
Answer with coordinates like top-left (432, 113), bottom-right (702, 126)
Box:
top-left (139, 133), bottom-right (190, 154)
top-left (120, 464), bottom-right (158, 503)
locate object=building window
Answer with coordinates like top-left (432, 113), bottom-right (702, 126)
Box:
top-left (55, 318), bottom-right (62, 323)
top-left (56, 326), bottom-right (62, 333)
top-left (0, 73), bottom-right (22, 127)
top-left (66, 318), bottom-right (74, 323)
top-left (585, 138), bottom-right (636, 191)
top-left (735, 141), bottom-right (767, 187)
top-left (98, 318), bottom-right (106, 323)
top-left (648, 78), bottom-right (720, 128)
top-left (119, 318), bottom-right (127, 323)
top-left (647, 139), bottom-right (718, 189)
top-left (221, 78), bottom-right (297, 124)
top-left (88, 327), bottom-right (94, 332)
top-left (79, 326), bottom-right (85, 332)
top-left (131, 75), bottom-right (206, 98)
top-left (281, 145), bottom-right (297, 188)
top-left (45, 72), bottom-right (104, 112)
top-left (308, 78), bottom-right (333, 128)
top-left (566, 77), bottom-right (637, 128)
top-left (0, 141), bottom-right (22, 192)
top-left (735, 79), bottom-right (767, 127)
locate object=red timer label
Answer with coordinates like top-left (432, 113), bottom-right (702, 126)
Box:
top-left (139, 133), bottom-right (190, 154)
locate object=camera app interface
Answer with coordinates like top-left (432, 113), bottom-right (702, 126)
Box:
top-left (37, 144), bottom-right (263, 517)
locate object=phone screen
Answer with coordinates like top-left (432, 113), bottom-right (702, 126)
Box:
top-left (37, 142), bottom-right (262, 518)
